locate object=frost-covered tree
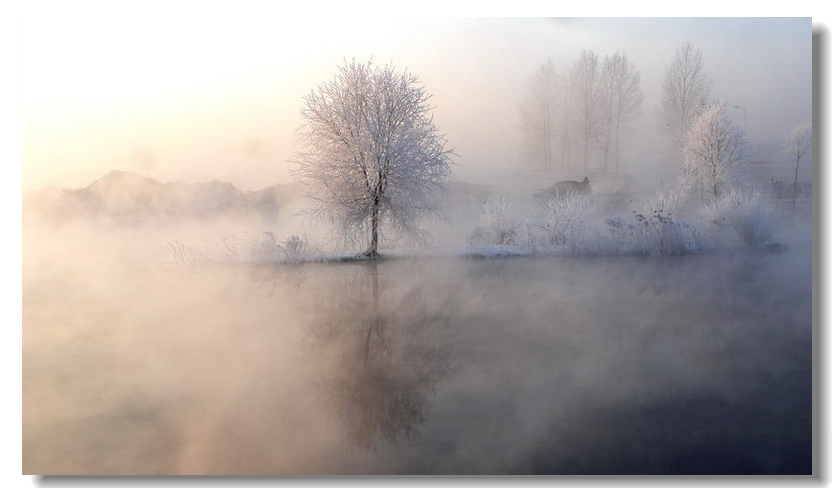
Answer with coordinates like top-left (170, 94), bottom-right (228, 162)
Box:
top-left (600, 51), bottom-right (644, 172)
top-left (660, 43), bottom-right (713, 159)
top-left (783, 123), bottom-right (812, 210)
top-left (292, 60), bottom-right (455, 257)
top-left (519, 59), bottom-right (559, 172)
top-left (681, 103), bottom-right (750, 199)
top-left (572, 50), bottom-right (604, 174)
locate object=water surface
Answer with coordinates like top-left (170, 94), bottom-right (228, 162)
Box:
top-left (23, 226), bottom-right (812, 474)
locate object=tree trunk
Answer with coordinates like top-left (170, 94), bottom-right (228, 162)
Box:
top-left (615, 118), bottom-right (621, 173)
top-left (711, 162), bottom-right (719, 198)
top-left (543, 105), bottom-right (552, 172)
top-left (368, 199), bottom-right (379, 258)
top-left (364, 187), bottom-right (381, 258)
top-left (713, 172), bottom-right (720, 198)
top-left (583, 129), bottom-right (589, 175)
top-left (562, 126), bottom-right (571, 170)
top-left (792, 154), bottom-right (800, 211)
top-left (603, 125), bottom-right (610, 173)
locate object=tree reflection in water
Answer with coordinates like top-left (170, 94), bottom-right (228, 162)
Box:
top-left (307, 260), bottom-right (453, 450)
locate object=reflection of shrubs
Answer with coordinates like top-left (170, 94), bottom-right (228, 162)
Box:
top-left (700, 189), bottom-right (776, 249)
top-left (468, 196), bottom-right (522, 246)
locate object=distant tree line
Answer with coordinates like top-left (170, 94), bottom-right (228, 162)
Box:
top-left (518, 42), bottom-right (725, 175)
top-left (518, 49), bottom-right (644, 174)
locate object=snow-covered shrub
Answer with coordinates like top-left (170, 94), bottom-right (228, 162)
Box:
top-left (281, 235), bottom-right (308, 260)
top-left (642, 189), bottom-right (688, 219)
top-left (517, 222), bottom-right (547, 255)
top-left (467, 192), bottom-right (599, 256)
top-left (166, 240), bottom-right (204, 268)
top-left (700, 189), bottom-right (775, 249)
top-left (634, 209), bottom-right (702, 255)
top-left (468, 196), bottom-right (523, 246)
top-left (249, 232), bottom-right (310, 262)
top-left (541, 193), bottom-right (594, 247)
top-left (250, 231), bottom-right (281, 262)
top-left (604, 201), bottom-right (702, 256)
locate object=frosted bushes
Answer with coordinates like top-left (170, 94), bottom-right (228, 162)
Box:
top-left (173, 188), bottom-right (777, 266)
top-left (468, 196), bottom-right (523, 246)
top-left (535, 193), bottom-right (602, 256)
top-left (542, 193), bottom-right (594, 246)
top-left (468, 193), bottom-right (599, 255)
top-left (249, 231), bottom-right (281, 262)
top-left (643, 189), bottom-right (688, 219)
top-left (700, 189), bottom-right (776, 249)
top-left (602, 190), bottom-right (704, 256)
top-left (534, 191), bottom-right (704, 256)
top-left (466, 189), bottom-right (712, 257)
top-left (165, 240), bottom-right (205, 268)
top-left (604, 209), bottom-right (703, 256)
top-left (248, 232), bottom-right (311, 262)
top-left (195, 231), bottom-right (313, 264)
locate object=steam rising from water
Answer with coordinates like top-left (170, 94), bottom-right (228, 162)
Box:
top-left (23, 212), bottom-right (811, 474)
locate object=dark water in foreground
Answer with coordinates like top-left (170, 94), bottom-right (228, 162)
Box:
top-left (23, 239), bottom-right (813, 474)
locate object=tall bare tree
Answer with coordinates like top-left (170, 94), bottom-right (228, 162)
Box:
top-left (571, 49), bottom-right (604, 175)
top-left (519, 60), bottom-right (559, 172)
top-left (783, 123), bottom-right (812, 210)
top-left (681, 102), bottom-right (750, 199)
top-left (292, 60), bottom-right (455, 257)
top-left (600, 51), bottom-right (644, 172)
top-left (558, 67), bottom-right (577, 170)
top-left (660, 42), bottom-right (713, 160)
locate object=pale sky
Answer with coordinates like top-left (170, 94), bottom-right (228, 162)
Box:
top-left (19, 11), bottom-right (814, 191)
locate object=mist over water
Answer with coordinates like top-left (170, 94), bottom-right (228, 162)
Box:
top-left (18, 14), bottom-right (816, 476)
top-left (22, 209), bottom-right (812, 474)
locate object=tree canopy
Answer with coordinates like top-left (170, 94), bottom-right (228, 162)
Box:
top-left (292, 60), bottom-right (455, 257)
top-left (681, 103), bottom-right (749, 198)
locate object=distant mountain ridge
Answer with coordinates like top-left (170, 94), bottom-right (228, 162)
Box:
top-left (24, 170), bottom-right (300, 224)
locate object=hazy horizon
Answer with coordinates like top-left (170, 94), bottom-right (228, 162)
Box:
top-left (21, 16), bottom-right (813, 193)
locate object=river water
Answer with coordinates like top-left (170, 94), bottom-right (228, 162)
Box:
top-left (22, 220), bottom-right (813, 475)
